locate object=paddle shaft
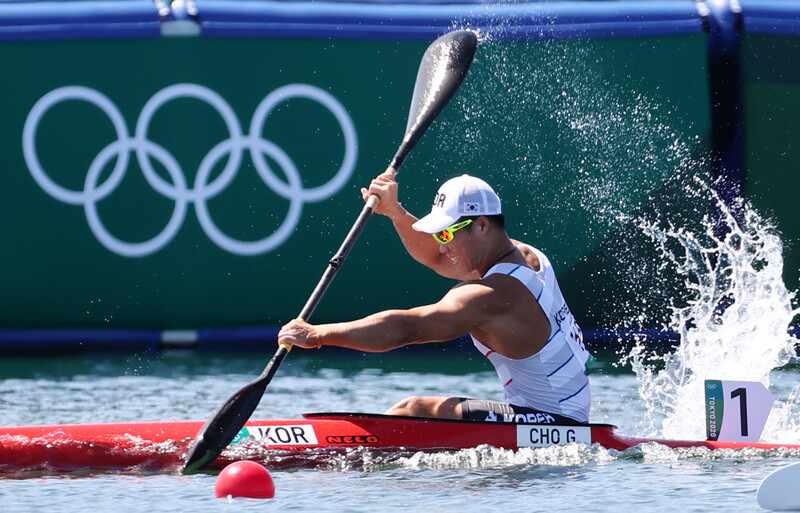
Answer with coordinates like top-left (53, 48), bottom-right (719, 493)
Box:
top-left (183, 192), bottom-right (387, 473)
top-left (182, 30), bottom-right (477, 473)
top-left (239, 134), bottom-right (416, 438)
top-left (258, 84), bottom-right (438, 386)
top-left (264, 193), bottom-right (382, 375)
top-left (299, 194), bottom-right (381, 321)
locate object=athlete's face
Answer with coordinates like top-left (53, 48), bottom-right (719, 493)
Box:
top-left (438, 222), bottom-right (481, 274)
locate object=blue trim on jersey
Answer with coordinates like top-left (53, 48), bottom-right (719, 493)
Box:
top-left (546, 327), bottom-right (562, 343)
top-left (558, 381), bottom-right (589, 403)
top-left (547, 353), bottom-right (574, 377)
top-left (505, 265), bottom-right (522, 276)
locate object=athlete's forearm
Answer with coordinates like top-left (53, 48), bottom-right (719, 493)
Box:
top-left (315, 310), bottom-right (428, 352)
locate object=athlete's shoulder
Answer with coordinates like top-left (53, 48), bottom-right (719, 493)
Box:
top-left (511, 242), bottom-right (546, 273)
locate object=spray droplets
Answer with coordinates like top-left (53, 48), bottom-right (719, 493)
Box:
top-left (627, 179), bottom-right (799, 440)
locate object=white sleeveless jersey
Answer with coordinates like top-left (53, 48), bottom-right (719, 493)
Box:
top-left (469, 245), bottom-right (592, 423)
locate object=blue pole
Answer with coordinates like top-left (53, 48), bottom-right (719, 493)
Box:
top-left (699, 0), bottom-right (745, 237)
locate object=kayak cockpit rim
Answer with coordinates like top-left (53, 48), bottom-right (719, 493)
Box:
top-left (301, 411), bottom-right (617, 430)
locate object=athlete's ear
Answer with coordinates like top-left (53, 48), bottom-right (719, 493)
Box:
top-left (477, 216), bottom-right (489, 232)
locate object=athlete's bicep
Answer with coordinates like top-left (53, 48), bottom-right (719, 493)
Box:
top-left (406, 283), bottom-right (507, 342)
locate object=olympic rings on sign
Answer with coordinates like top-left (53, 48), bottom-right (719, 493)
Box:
top-left (22, 83), bottom-right (358, 257)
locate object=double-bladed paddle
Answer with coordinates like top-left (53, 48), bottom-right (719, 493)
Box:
top-left (182, 29), bottom-right (478, 474)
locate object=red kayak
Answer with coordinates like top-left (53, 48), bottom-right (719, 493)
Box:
top-left (2, 412), bottom-right (799, 475)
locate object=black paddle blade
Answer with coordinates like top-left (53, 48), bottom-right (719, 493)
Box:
top-left (182, 346), bottom-right (289, 473)
top-left (182, 379), bottom-right (267, 474)
top-left (392, 29), bottom-right (478, 168)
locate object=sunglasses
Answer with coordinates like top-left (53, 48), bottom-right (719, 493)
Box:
top-left (433, 219), bottom-right (473, 244)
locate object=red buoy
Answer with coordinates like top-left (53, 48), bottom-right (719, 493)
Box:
top-left (214, 461), bottom-right (275, 499)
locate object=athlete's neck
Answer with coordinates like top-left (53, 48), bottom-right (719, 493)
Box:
top-left (492, 245), bottom-right (517, 266)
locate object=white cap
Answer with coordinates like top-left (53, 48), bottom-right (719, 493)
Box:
top-left (412, 174), bottom-right (502, 233)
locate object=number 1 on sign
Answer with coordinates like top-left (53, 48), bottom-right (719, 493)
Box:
top-left (730, 387), bottom-right (748, 437)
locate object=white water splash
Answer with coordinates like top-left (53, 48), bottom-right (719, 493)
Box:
top-left (429, 36), bottom-right (702, 276)
top-left (626, 180), bottom-right (800, 441)
top-left (396, 443), bottom-right (615, 469)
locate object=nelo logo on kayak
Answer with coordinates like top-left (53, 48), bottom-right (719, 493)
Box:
top-left (233, 425), bottom-right (319, 445)
top-left (326, 435), bottom-right (380, 445)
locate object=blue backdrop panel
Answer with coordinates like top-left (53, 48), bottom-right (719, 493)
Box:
top-left (0, 0), bottom-right (161, 41)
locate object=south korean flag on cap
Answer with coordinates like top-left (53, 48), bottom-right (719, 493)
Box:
top-left (464, 202), bottom-right (481, 213)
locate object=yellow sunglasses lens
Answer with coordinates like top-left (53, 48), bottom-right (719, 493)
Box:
top-left (432, 219), bottom-right (472, 244)
top-left (434, 230), bottom-right (453, 243)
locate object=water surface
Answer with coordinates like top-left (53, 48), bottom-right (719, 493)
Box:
top-left (1, 351), bottom-right (798, 512)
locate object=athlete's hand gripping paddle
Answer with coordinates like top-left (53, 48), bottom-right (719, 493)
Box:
top-left (182, 29), bottom-right (478, 474)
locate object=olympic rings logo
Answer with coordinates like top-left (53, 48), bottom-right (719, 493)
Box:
top-left (22, 83), bottom-right (358, 257)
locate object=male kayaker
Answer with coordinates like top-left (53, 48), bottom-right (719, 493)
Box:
top-left (278, 171), bottom-right (593, 424)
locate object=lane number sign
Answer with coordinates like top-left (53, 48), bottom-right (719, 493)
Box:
top-left (705, 379), bottom-right (775, 442)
